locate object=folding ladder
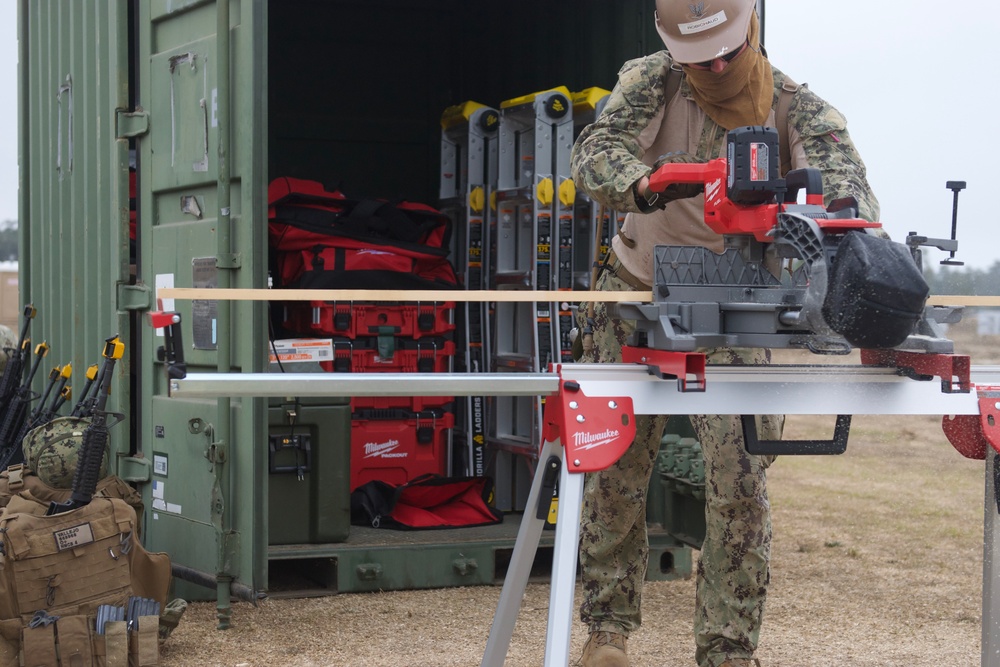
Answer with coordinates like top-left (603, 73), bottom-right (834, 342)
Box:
top-left (439, 101), bottom-right (500, 477)
top-left (570, 87), bottom-right (613, 291)
top-left (489, 87), bottom-right (576, 510)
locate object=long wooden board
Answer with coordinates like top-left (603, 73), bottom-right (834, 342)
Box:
top-left (156, 287), bottom-right (1000, 308)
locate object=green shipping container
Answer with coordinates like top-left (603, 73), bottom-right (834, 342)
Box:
top-left (17, 0), bottom-right (699, 607)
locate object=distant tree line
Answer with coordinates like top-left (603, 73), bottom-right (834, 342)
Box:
top-left (924, 261), bottom-right (1000, 297)
top-left (0, 220), bottom-right (15, 261)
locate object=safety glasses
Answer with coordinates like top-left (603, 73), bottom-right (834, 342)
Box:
top-left (689, 39), bottom-right (749, 69)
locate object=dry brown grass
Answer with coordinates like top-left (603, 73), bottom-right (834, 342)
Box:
top-left (160, 317), bottom-right (999, 666)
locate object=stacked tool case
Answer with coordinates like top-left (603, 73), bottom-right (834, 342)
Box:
top-left (338, 313), bottom-right (457, 491)
top-left (268, 178), bottom-right (460, 495)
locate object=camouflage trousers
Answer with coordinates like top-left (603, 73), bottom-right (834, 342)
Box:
top-left (577, 269), bottom-right (782, 667)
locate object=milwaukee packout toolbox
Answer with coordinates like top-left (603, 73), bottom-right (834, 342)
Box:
top-left (321, 336), bottom-right (455, 374)
top-left (283, 301), bottom-right (456, 340)
top-left (352, 394), bottom-right (455, 412)
top-left (350, 407), bottom-right (456, 490)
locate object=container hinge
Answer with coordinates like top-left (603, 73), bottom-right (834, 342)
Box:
top-left (117, 455), bottom-right (151, 483)
top-left (216, 252), bottom-right (242, 270)
top-left (117, 282), bottom-right (153, 312)
top-left (116, 108), bottom-right (150, 138)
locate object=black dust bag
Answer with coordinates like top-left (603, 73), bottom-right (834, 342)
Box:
top-left (821, 231), bottom-right (929, 349)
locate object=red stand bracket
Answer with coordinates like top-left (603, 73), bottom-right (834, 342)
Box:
top-left (860, 349), bottom-right (971, 394)
top-left (541, 373), bottom-right (636, 474)
top-left (942, 389), bottom-right (1000, 459)
top-left (621, 346), bottom-right (706, 392)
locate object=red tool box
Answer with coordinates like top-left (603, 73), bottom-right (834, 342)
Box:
top-left (321, 336), bottom-right (455, 373)
top-left (350, 408), bottom-right (455, 490)
top-left (284, 301), bottom-right (455, 340)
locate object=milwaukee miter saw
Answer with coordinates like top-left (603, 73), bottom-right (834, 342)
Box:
top-left (614, 126), bottom-right (965, 393)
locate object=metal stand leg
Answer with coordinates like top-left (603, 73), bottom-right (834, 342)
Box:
top-left (544, 457), bottom-right (585, 666)
top-left (481, 437), bottom-right (563, 666)
top-left (480, 434), bottom-right (585, 667)
top-left (984, 452), bottom-right (1000, 666)
top-left (481, 372), bottom-right (636, 666)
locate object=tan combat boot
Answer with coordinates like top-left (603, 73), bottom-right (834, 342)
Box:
top-left (719, 659), bottom-right (761, 667)
top-left (578, 631), bottom-right (628, 667)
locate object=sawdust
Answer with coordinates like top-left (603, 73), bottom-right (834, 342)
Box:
top-left (160, 317), bottom-right (998, 666)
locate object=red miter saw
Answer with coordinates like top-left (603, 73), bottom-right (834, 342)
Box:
top-left (613, 126), bottom-right (970, 453)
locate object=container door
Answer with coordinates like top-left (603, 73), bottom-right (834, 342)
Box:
top-left (18, 2), bottom-right (136, 470)
top-left (134, 0), bottom-right (268, 600)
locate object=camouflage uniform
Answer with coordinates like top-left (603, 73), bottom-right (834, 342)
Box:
top-left (572, 51), bottom-right (878, 667)
top-left (0, 325), bottom-right (15, 376)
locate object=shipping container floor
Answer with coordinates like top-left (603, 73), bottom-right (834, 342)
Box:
top-left (265, 514), bottom-right (692, 598)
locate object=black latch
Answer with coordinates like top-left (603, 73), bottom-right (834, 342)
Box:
top-left (417, 311), bottom-right (436, 331)
top-left (334, 309), bottom-right (351, 331)
top-left (268, 433), bottom-right (312, 480)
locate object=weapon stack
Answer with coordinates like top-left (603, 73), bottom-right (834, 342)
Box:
top-left (48, 335), bottom-right (125, 515)
top-left (0, 304), bottom-right (125, 475)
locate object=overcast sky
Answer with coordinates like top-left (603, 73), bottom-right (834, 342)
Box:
top-left (0, 2), bottom-right (996, 272)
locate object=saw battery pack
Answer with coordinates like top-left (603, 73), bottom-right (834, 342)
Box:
top-left (726, 126), bottom-right (782, 205)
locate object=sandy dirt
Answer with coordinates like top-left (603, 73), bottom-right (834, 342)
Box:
top-left (159, 318), bottom-right (999, 666)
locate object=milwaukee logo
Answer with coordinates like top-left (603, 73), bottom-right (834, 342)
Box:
top-left (364, 439), bottom-right (408, 459)
top-left (705, 178), bottom-right (722, 203)
top-left (572, 428), bottom-right (621, 450)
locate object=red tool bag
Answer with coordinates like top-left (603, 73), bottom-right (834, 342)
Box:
top-left (268, 177), bottom-right (459, 290)
top-left (350, 474), bottom-right (503, 530)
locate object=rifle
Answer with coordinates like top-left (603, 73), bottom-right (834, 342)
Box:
top-left (48, 335), bottom-right (125, 515)
top-left (6, 364), bottom-right (62, 456)
top-left (0, 341), bottom-right (50, 469)
top-left (41, 363), bottom-right (73, 422)
top-left (70, 364), bottom-right (100, 417)
top-left (10, 363), bottom-right (72, 452)
top-left (0, 305), bottom-right (36, 422)
top-left (51, 385), bottom-right (72, 416)
top-left (75, 361), bottom-right (111, 419)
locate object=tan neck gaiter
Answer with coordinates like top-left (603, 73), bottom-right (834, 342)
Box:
top-left (682, 13), bottom-right (773, 130)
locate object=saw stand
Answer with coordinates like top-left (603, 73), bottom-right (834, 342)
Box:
top-left (475, 357), bottom-right (1000, 667)
top-left (480, 372), bottom-right (637, 666)
top-left (162, 335), bottom-right (1000, 666)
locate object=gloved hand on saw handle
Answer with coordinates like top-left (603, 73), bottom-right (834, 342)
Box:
top-left (633, 151), bottom-right (705, 213)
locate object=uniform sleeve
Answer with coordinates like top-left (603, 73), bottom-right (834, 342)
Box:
top-left (787, 86), bottom-right (880, 224)
top-left (570, 54), bottom-right (670, 213)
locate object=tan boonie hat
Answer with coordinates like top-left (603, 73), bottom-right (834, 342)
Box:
top-left (655, 0), bottom-right (755, 63)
